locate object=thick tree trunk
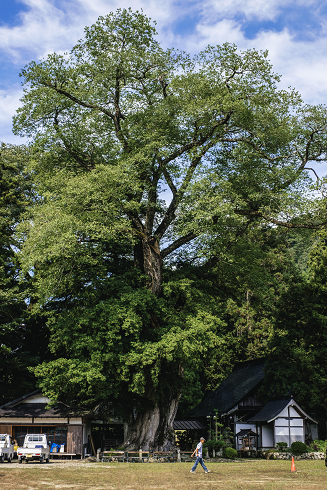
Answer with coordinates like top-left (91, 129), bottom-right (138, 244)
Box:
top-left (123, 392), bottom-right (181, 450)
top-left (143, 236), bottom-right (162, 297)
top-left (129, 235), bottom-right (179, 449)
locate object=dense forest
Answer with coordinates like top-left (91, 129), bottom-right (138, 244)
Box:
top-left (1, 9), bottom-right (327, 449)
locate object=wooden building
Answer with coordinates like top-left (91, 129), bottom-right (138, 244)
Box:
top-left (247, 396), bottom-right (318, 449)
top-left (0, 390), bottom-right (89, 455)
top-left (187, 359), bottom-right (318, 449)
top-left (187, 359), bottom-right (266, 440)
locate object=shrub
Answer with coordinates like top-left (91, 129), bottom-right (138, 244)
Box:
top-left (291, 441), bottom-right (308, 455)
top-left (276, 442), bottom-right (288, 451)
top-left (223, 447), bottom-right (238, 459)
top-left (309, 439), bottom-right (327, 452)
top-left (203, 439), bottom-right (226, 457)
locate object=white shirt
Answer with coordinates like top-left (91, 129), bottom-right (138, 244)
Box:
top-left (196, 442), bottom-right (203, 457)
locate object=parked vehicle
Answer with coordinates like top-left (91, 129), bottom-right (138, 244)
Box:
top-left (0, 434), bottom-right (14, 462)
top-left (17, 434), bottom-right (50, 463)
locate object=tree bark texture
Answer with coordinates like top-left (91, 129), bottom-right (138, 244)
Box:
top-left (130, 238), bottom-right (178, 449)
top-left (142, 236), bottom-right (162, 297)
top-left (124, 392), bottom-right (181, 450)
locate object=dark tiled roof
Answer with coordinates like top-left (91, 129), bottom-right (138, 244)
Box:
top-left (0, 403), bottom-right (70, 418)
top-left (236, 429), bottom-right (257, 437)
top-left (247, 397), bottom-right (291, 422)
top-left (187, 359), bottom-right (265, 418)
top-left (248, 397), bottom-right (318, 424)
top-left (173, 420), bottom-right (206, 430)
top-left (0, 390), bottom-right (41, 409)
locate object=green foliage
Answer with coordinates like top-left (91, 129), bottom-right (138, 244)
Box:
top-left (262, 230), bottom-right (327, 418)
top-left (223, 447), bottom-right (238, 459)
top-left (10, 7), bottom-right (327, 443)
top-left (0, 143), bottom-right (50, 404)
top-left (309, 440), bottom-right (327, 452)
top-left (276, 442), bottom-right (288, 451)
top-left (175, 431), bottom-right (194, 451)
top-left (291, 441), bottom-right (308, 455)
top-left (203, 439), bottom-right (226, 456)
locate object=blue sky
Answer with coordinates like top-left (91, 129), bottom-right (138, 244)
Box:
top-left (1, 0), bottom-right (327, 177)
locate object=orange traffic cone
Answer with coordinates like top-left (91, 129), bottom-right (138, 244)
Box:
top-left (291, 456), bottom-right (296, 472)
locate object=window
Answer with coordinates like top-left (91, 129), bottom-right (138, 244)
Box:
top-left (14, 426), bottom-right (67, 449)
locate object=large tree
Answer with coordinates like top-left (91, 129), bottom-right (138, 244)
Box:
top-left (14, 9), bottom-right (327, 449)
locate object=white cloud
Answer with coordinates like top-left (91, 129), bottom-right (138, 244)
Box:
top-left (0, 0), bottom-right (180, 142)
top-left (0, 0), bottom-right (177, 64)
top-left (0, 87), bottom-right (26, 144)
top-left (1, 0), bottom-right (327, 169)
top-left (184, 19), bottom-right (327, 105)
top-left (202, 0), bottom-right (317, 21)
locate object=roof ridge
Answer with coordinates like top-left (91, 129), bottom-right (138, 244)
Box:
top-left (0, 389), bottom-right (41, 409)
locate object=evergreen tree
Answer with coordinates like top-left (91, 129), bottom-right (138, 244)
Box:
top-left (263, 230), bottom-right (327, 437)
top-left (0, 143), bottom-right (49, 404)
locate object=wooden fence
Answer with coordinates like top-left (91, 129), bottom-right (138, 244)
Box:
top-left (100, 449), bottom-right (194, 463)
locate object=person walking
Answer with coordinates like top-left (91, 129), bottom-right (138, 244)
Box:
top-left (190, 437), bottom-right (210, 473)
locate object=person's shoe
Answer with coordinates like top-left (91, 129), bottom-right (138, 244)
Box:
top-left (205, 470), bottom-right (210, 473)
top-left (190, 470), bottom-right (195, 473)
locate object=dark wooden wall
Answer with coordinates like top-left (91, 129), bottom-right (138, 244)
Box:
top-left (0, 425), bottom-right (12, 435)
top-left (67, 425), bottom-right (83, 454)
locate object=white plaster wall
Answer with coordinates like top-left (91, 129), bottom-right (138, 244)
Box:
top-left (275, 427), bottom-right (289, 436)
top-left (235, 423), bottom-right (256, 433)
top-left (33, 418), bottom-right (68, 424)
top-left (290, 427), bottom-right (304, 436)
top-left (275, 418), bottom-right (288, 426)
top-left (22, 395), bottom-right (50, 404)
top-left (289, 407), bottom-right (300, 417)
top-left (83, 423), bottom-right (91, 444)
top-left (278, 408), bottom-right (288, 417)
top-left (0, 418), bottom-right (33, 424)
top-left (69, 418), bottom-right (83, 425)
top-left (262, 424), bottom-right (274, 447)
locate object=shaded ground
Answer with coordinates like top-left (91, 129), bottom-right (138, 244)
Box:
top-left (0, 459), bottom-right (326, 489)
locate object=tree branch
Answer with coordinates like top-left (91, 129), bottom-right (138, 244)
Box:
top-left (42, 80), bottom-right (129, 149)
top-left (145, 169), bottom-right (160, 236)
top-left (53, 112), bottom-right (95, 170)
top-left (161, 232), bottom-right (198, 258)
top-left (42, 81), bottom-right (114, 118)
top-left (304, 167), bottom-right (320, 180)
top-left (155, 112), bottom-right (234, 240)
top-left (234, 209), bottom-right (327, 229)
top-left (155, 140), bottom-right (216, 240)
top-left (158, 74), bottom-right (168, 98)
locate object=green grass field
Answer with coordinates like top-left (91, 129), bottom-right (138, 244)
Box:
top-left (0, 459), bottom-right (326, 489)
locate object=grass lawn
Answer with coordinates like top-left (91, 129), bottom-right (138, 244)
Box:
top-left (0, 459), bottom-right (326, 489)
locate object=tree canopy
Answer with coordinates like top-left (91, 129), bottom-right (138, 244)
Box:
top-left (11, 8), bottom-right (327, 448)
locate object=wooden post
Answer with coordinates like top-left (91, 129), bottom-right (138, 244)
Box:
top-left (288, 406), bottom-right (291, 448)
top-left (90, 434), bottom-right (96, 457)
top-left (96, 448), bottom-right (101, 462)
top-left (177, 448), bottom-right (181, 463)
top-left (139, 448), bottom-right (142, 462)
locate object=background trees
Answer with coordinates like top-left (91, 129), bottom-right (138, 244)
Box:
top-left (0, 144), bottom-right (49, 404)
top-left (262, 230), bottom-right (327, 438)
top-left (7, 9), bottom-right (327, 448)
